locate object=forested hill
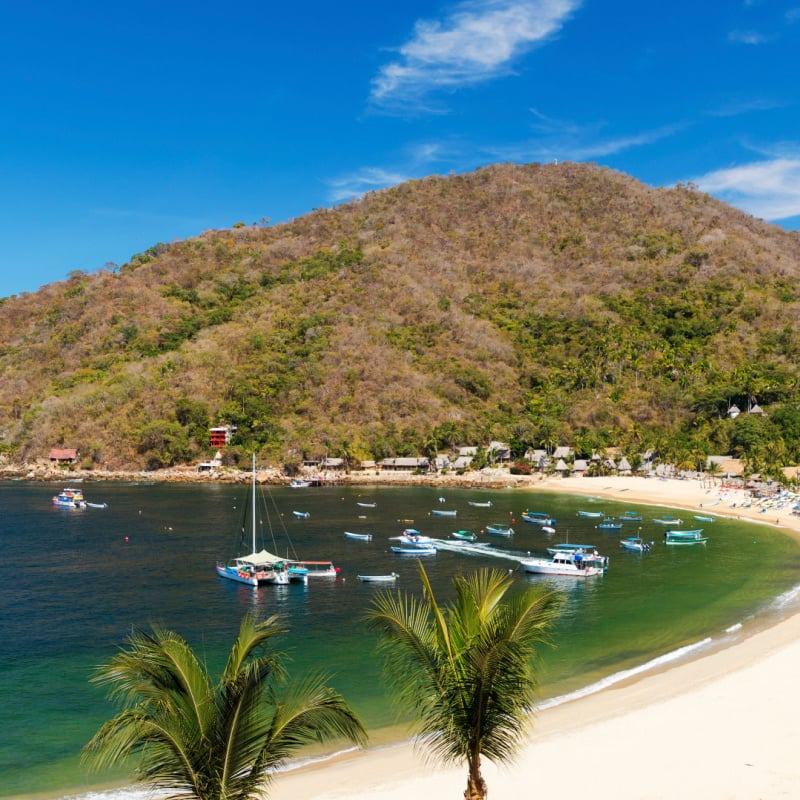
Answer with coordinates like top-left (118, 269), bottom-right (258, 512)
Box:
top-left (2, 161), bottom-right (800, 474)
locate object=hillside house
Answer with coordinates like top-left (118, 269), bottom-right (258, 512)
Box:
top-left (198, 451), bottom-right (224, 472)
top-left (209, 425), bottom-right (237, 449)
top-left (487, 441), bottom-right (511, 462)
top-left (49, 448), bottom-right (78, 465)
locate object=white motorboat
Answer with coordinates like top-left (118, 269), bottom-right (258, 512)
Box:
top-left (519, 548), bottom-right (607, 577)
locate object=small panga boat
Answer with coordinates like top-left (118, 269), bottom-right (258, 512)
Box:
top-left (344, 531), bottom-right (373, 542)
top-left (357, 573), bottom-right (399, 583)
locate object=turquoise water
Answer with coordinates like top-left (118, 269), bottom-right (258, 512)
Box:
top-left (1, 480), bottom-right (799, 798)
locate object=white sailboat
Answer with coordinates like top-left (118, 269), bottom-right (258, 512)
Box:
top-left (215, 455), bottom-right (295, 586)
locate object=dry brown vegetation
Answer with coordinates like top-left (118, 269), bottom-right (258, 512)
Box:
top-left (1, 161), bottom-right (799, 473)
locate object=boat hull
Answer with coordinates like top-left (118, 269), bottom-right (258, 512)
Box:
top-left (620, 538), bottom-right (652, 552)
top-left (522, 512), bottom-right (555, 525)
top-left (485, 525), bottom-right (514, 536)
top-left (665, 537), bottom-right (708, 546)
top-left (391, 545), bottom-right (437, 556)
top-left (520, 559), bottom-right (604, 577)
top-left (215, 563), bottom-right (259, 586)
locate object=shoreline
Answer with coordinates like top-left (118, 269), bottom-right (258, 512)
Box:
top-left (264, 473), bottom-right (800, 799)
top-left (6, 472), bottom-right (800, 800)
top-left (265, 608), bottom-right (800, 800)
top-left (8, 465), bottom-right (799, 540)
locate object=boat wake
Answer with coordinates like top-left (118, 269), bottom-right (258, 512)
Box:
top-left (431, 538), bottom-right (524, 564)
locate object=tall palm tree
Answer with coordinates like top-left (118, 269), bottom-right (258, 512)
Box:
top-left (83, 613), bottom-right (367, 800)
top-left (365, 565), bottom-right (562, 800)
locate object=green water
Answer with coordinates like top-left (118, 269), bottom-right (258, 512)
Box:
top-left (1, 480), bottom-right (798, 798)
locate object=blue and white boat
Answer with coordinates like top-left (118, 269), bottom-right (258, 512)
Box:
top-left (391, 544), bottom-right (437, 556)
top-left (485, 524), bottom-right (514, 536)
top-left (391, 528), bottom-right (435, 546)
top-left (519, 548), bottom-right (608, 577)
top-left (664, 528), bottom-right (707, 545)
top-left (522, 511), bottom-right (556, 525)
top-left (358, 573), bottom-right (399, 582)
top-left (344, 531), bottom-right (373, 542)
top-left (620, 536), bottom-right (653, 552)
top-left (431, 509), bottom-right (458, 517)
top-left (52, 488), bottom-right (86, 508)
top-left (292, 510), bottom-right (310, 519)
top-left (577, 510), bottom-right (603, 518)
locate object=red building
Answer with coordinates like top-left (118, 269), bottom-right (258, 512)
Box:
top-left (209, 426), bottom-right (235, 448)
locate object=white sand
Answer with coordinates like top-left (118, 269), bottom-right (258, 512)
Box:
top-left (268, 475), bottom-right (800, 800)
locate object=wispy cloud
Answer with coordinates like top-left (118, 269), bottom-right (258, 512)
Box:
top-left (325, 141), bottom-right (460, 202)
top-left (326, 167), bottom-right (415, 203)
top-left (707, 98), bottom-right (788, 117)
top-left (325, 118), bottom-right (683, 204)
top-left (693, 157), bottom-right (800, 220)
top-left (728, 29), bottom-right (770, 44)
top-left (370, 0), bottom-right (580, 111)
top-left (487, 116), bottom-right (684, 162)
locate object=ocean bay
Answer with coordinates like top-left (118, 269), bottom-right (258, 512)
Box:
top-left (1, 479), bottom-right (799, 798)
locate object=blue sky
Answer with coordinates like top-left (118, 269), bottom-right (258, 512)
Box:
top-left (2, 0), bottom-right (799, 296)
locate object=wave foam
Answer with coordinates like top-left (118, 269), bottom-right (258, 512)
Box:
top-left (535, 636), bottom-right (714, 711)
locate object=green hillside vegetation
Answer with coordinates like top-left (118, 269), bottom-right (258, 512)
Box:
top-left (1, 161), bottom-right (799, 477)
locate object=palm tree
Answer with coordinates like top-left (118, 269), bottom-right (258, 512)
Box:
top-left (83, 613), bottom-right (367, 800)
top-left (365, 564), bottom-right (562, 800)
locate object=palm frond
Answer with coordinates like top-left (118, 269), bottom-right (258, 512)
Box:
top-left (367, 565), bottom-right (564, 784)
top-left (84, 612), bottom-right (365, 800)
top-left (255, 672), bottom-right (367, 774)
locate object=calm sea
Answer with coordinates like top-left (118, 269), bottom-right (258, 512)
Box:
top-left (2, 479), bottom-right (799, 798)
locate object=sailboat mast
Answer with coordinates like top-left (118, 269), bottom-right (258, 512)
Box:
top-left (251, 453), bottom-right (256, 553)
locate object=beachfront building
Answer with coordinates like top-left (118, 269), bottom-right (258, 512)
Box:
top-left (49, 447), bottom-right (79, 465)
top-left (380, 457), bottom-right (430, 472)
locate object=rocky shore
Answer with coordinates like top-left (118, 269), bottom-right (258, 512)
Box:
top-left (0, 462), bottom-right (535, 487)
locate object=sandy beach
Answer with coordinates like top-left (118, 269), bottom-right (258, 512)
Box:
top-left (264, 474), bottom-right (800, 800)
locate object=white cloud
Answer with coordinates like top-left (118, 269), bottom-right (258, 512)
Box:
top-left (325, 141), bottom-right (459, 203)
top-left (486, 120), bottom-right (683, 162)
top-left (693, 158), bottom-right (800, 220)
top-left (370, 0), bottom-right (580, 110)
top-left (728, 29), bottom-right (769, 44)
top-left (326, 167), bottom-right (413, 203)
top-left (707, 98), bottom-right (787, 117)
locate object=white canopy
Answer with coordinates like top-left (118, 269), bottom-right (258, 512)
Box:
top-left (236, 549), bottom-right (286, 566)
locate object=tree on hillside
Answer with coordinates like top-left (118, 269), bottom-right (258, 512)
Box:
top-left (83, 613), bottom-right (366, 800)
top-left (365, 565), bottom-right (562, 800)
